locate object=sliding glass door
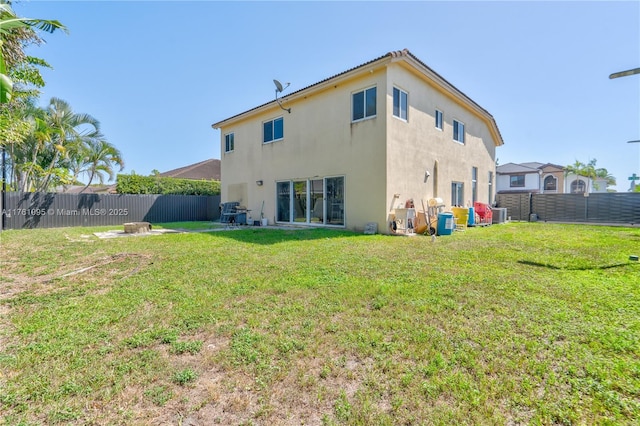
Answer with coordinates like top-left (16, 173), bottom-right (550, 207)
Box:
top-left (276, 181), bottom-right (290, 222)
top-left (326, 176), bottom-right (344, 226)
top-left (310, 179), bottom-right (324, 223)
top-left (276, 176), bottom-right (344, 226)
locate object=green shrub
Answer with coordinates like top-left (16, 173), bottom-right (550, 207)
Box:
top-left (116, 174), bottom-right (220, 196)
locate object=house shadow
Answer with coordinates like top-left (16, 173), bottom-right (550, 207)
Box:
top-left (217, 227), bottom-right (363, 245)
top-left (164, 224), bottom-right (364, 245)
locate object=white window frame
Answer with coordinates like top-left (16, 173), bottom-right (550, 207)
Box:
top-left (435, 109), bottom-right (443, 130)
top-left (224, 132), bottom-right (234, 153)
top-left (453, 119), bottom-right (465, 144)
top-left (471, 167), bottom-right (478, 203)
top-left (352, 86), bottom-right (377, 122)
top-left (263, 116), bottom-right (284, 144)
top-left (488, 171), bottom-right (493, 204)
top-left (452, 181), bottom-right (464, 206)
top-left (393, 86), bottom-right (408, 121)
top-left (275, 176), bottom-right (345, 227)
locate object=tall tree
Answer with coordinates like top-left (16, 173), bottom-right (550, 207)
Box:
top-left (595, 167), bottom-right (616, 189)
top-left (78, 139), bottom-right (124, 192)
top-left (9, 97), bottom-right (111, 192)
top-left (36, 97), bottom-right (101, 192)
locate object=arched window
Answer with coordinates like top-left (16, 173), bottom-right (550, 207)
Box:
top-left (544, 175), bottom-right (557, 191)
top-left (571, 179), bottom-right (586, 194)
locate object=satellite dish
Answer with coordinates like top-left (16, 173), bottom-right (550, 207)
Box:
top-left (273, 79), bottom-right (290, 93)
top-left (273, 79), bottom-right (291, 113)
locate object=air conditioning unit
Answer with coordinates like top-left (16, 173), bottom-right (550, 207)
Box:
top-left (491, 207), bottom-right (508, 224)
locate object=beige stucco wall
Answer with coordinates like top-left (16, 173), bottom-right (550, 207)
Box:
top-left (216, 60), bottom-right (499, 234)
top-left (218, 68), bottom-right (388, 230)
top-left (385, 62), bottom-right (497, 214)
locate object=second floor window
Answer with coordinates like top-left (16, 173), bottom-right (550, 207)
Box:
top-left (225, 133), bottom-right (234, 153)
top-left (510, 175), bottom-right (525, 187)
top-left (393, 87), bottom-right (408, 120)
top-left (435, 109), bottom-right (443, 130)
top-left (453, 120), bottom-right (465, 143)
top-left (352, 86), bottom-right (376, 121)
top-left (263, 117), bottom-right (283, 143)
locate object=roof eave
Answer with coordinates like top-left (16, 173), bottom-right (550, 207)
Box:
top-left (212, 49), bottom-right (505, 147)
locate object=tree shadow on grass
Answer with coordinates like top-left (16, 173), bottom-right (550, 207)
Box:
top-left (518, 259), bottom-right (634, 271)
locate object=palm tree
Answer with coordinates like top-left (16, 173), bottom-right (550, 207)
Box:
top-left (0, 1), bottom-right (66, 104)
top-left (79, 139), bottom-right (124, 192)
top-left (595, 167), bottom-right (616, 190)
top-left (35, 97), bottom-right (101, 191)
top-left (565, 159), bottom-right (597, 193)
top-left (7, 97), bottom-right (123, 192)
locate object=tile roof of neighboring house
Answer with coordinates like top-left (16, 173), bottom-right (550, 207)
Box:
top-left (520, 162), bottom-right (545, 169)
top-left (159, 159), bottom-right (220, 180)
top-left (212, 49), bottom-right (503, 146)
top-left (498, 162), bottom-right (567, 174)
top-left (496, 162), bottom-right (541, 174)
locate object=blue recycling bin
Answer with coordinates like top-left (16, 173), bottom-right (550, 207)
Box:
top-left (437, 212), bottom-right (454, 236)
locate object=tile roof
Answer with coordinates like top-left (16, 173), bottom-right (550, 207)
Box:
top-left (212, 49), bottom-right (503, 145)
top-left (159, 159), bottom-right (220, 180)
top-left (496, 162), bottom-right (541, 174)
top-left (498, 162), bottom-right (567, 174)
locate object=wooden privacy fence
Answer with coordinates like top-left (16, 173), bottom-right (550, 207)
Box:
top-left (495, 192), bottom-right (640, 224)
top-left (1, 192), bottom-right (221, 230)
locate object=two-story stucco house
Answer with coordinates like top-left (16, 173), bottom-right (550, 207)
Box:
top-left (496, 162), bottom-right (609, 194)
top-left (496, 162), bottom-right (566, 194)
top-left (212, 49), bottom-right (503, 234)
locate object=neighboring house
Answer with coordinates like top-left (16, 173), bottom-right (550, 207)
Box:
top-left (564, 173), bottom-right (608, 194)
top-left (212, 49), bottom-right (503, 234)
top-left (159, 159), bottom-right (220, 180)
top-left (497, 162), bottom-right (607, 194)
top-left (496, 162), bottom-right (565, 194)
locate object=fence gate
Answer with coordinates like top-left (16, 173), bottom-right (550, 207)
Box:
top-left (495, 193), bottom-right (530, 221)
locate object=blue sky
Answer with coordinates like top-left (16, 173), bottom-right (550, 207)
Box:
top-left (17, 1), bottom-right (640, 191)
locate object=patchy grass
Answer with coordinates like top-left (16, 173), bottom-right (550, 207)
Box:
top-left (0, 222), bottom-right (639, 425)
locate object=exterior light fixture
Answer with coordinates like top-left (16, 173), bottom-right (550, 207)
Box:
top-left (256, 180), bottom-right (263, 186)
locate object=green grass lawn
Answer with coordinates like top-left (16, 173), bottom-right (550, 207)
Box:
top-left (0, 222), bottom-right (639, 425)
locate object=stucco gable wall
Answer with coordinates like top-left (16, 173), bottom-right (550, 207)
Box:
top-left (218, 69), bottom-right (388, 228)
top-left (385, 63), bottom-right (497, 209)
